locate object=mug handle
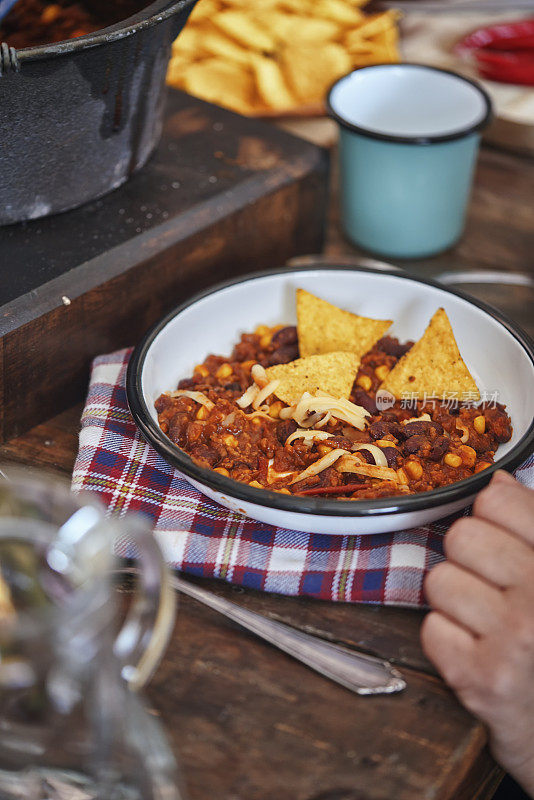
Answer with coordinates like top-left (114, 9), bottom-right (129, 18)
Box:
top-left (112, 518), bottom-right (176, 691)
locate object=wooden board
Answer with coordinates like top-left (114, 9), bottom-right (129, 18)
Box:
top-left (0, 90), bottom-right (329, 442)
top-left (400, 11), bottom-right (534, 156)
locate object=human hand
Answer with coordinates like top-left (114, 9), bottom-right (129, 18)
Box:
top-left (421, 470), bottom-right (534, 797)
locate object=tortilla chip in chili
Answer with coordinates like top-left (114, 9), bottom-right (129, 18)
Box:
top-left (380, 308), bottom-right (480, 400)
top-left (297, 289), bottom-right (392, 359)
top-left (265, 351), bottom-right (359, 406)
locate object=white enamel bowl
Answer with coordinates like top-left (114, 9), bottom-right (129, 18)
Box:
top-left (127, 267), bottom-right (534, 535)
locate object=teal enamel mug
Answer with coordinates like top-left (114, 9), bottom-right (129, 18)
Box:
top-left (327, 64), bottom-right (493, 259)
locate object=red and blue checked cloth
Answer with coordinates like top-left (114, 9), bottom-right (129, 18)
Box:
top-left (72, 349), bottom-right (534, 608)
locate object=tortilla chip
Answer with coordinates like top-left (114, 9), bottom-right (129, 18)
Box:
top-left (212, 11), bottom-right (276, 53)
top-left (380, 308), bottom-right (480, 400)
top-left (265, 352), bottom-right (359, 406)
top-left (181, 59), bottom-right (254, 115)
top-left (297, 289), bottom-right (392, 360)
top-left (251, 55), bottom-right (296, 111)
top-left (281, 43), bottom-right (352, 105)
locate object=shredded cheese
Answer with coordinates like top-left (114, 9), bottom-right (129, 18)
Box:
top-left (289, 448), bottom-right (348, 485)
top-left (237, 384), bottom-right (259, 409)
top-left (252, 379), bottom-right (280, 409)
top-left (279, 405), bottom-right (296, 420)
top-left (335, 455), bottom-right (398, 482)
top-left (285, 430), bottom-right (334, 446)
top-left (170, 390), bottom-right (214, 410)
top-left (251, 363), bottom-right (268, 388)
top-left (352, 444), bottom-right (388, 467)
top-left (402, 413), bottom-right (431, 425)
top-left (245, 410), bottom-right (277, 422)
top-left (266, 458), bottom-right (298, 484)
top-left (289, 392), bottom-right (369, 430)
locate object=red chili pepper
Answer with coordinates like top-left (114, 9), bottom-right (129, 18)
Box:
top-left (296, 483), bottom-right (370, 496)
top-left (456, 19), bottom-right (534, 86)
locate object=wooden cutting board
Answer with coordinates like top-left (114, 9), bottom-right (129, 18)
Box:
top-left (0, 89), bottom-right (329, 442)
top-left (402, 12), bottom-right (534, 156)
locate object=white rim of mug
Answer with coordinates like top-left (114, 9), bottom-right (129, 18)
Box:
top-left (326, 63), bottom-right (493, 145)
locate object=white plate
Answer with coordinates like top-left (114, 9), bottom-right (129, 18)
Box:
top-left (127, 267), bottom-right (534, 535)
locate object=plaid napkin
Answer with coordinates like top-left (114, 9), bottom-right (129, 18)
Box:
top-left (72, 349), bottom-right (534, 608)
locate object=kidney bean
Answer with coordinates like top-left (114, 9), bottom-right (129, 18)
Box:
top-left (403, 420), bottom-right (443, 439)
top-left (271, 326), bottom-right (298, 348)
top-left (403, 435), bottom-right (430, 456)
top-left (381, 447), bottom-right (401, 468)
top-left (485, 405), bottom-right (513, 443)
top-left (155, 394), bottom-right (172, 413)
top-left (353, 389), bottom-right (378, 416)
top-left (428, 436), bottom-right (450, 461)
top-left (369, 420), bottom-right (402, 440)
top-left (356, 448), bottom-right (375, 464)
top-left (277, 419), bottom-right (298, 444)
top-left (267, 343), bottom-right (299, 366)
top-left (177, 377), bottom-right (197, 390)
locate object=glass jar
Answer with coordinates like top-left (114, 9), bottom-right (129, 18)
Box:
top-left (0, 466), bottom-right (183, 800)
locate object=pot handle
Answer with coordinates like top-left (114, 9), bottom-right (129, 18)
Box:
top-left (0, 42), bottom-right (19, 77)
top-left (112, 517), bottom-right (176, 691)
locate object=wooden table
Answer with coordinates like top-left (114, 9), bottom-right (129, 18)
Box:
top-left (2, 142), bottom-right (533, 799)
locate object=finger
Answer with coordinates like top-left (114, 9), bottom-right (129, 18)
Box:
top-left (424, 561), bottom-right (504, 637)
top-left (474, 473), bottom-right (534, 547)
top-left (421, 610), bottom-right (477, 690)
top-left (445, 517), bottom-right (534, 589)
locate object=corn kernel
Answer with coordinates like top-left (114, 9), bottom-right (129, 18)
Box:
top-left (396, 468), bottom-right (409, 485)
top-left (260, 333), bottom-right (272, 349)
top-left (474, 415), bottom-right (486, 434)
top-left (376, 439), bottom-right (397, 448)
top-left (375, 364), bottom-right (390, 382)
top-left (405, 461), bottom-right (423, 480)
top-left (41, 4), bottom-right (61, 23)
top-left (475, 461), bottom-right (492, 473)
top-left (222, 434), bottom-right (238, 448)
top-left (214, 467), bottom-right (230, 477)
top-left (357, 374), bottom-right (372, 392)
top-left (444, 453), bottom-right (462, 468)
top-left (194, 364), bottom-right (209, 378)
top-left (459, 445), bottom-right (477, 468)
top-left (249, 480), bottom-right (263, 488)
top-left (269, 401), bottom-right (284, 419)
top-left (255, 325), bottom-right (270, 337)
top-left (196, 405), bottom-right (208, 420)
top-left (216, 363), bottom-right (233, 379)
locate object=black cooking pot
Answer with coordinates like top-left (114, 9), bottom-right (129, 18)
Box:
top-left (0, 0), bottom-right (197, 225)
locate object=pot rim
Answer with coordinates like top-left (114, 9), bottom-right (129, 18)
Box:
top-left (13, 0), bottom-right (197, 63)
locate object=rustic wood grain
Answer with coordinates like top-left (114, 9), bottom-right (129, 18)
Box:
top-left (0, 406), bottom-right (503, 799)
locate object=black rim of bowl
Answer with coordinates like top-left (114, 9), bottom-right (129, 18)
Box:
top-left (326, 63), bottom-right (493, 146)
top-left (14, 0), bottom-right (197, 62)
top-left (126, 265), bottom-right (534, 519)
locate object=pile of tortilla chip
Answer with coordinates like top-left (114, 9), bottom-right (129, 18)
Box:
top-left (167, 0), bottom-right (400, 116)
top-left (263, 289), bottom-right (479, 405)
